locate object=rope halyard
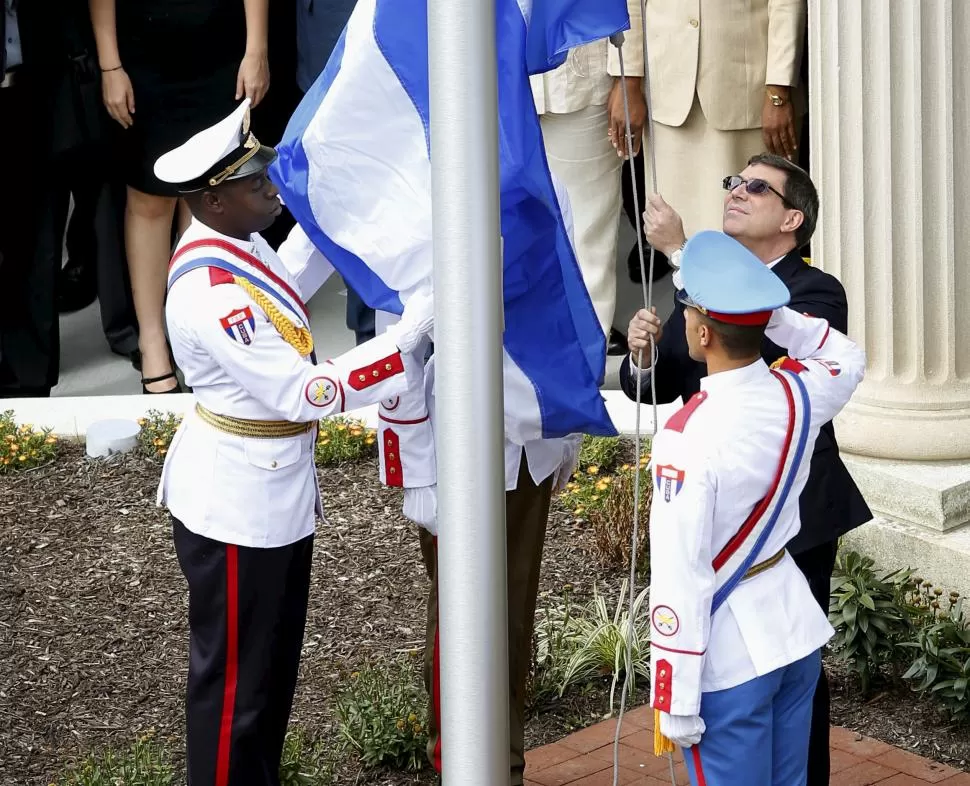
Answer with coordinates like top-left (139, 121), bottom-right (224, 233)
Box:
top-left (609, 6), bottom-right (677, 784)
top-left (233, 276), bottom-right (315, 357)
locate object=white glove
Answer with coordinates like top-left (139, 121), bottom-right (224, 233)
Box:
top-left (552, 435), bottom-right (582, 493)
top-left (403, 484), bottom-right (438, 535)
top-left (659, 712), bottom-right (706, 748)
top-left (394, 289), bottom-right (435, 354)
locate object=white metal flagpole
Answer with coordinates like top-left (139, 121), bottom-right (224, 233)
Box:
top-left (426, 0), bottom-right (510, 782)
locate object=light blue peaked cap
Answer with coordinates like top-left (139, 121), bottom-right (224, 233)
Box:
top-left (676, 230), bottom-right (791, 324)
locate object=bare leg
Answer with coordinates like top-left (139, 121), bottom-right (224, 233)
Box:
top-left (125, 186), bottom-right (178, 392)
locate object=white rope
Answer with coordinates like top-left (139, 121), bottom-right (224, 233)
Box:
top-left (609, 5), bottom-right (676, 784)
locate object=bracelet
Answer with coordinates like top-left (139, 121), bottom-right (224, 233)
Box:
top-left (101, 65), bottom-right (123, 73)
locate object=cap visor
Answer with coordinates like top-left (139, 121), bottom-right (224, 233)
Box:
top-left (229, 144), bottom-right (278, 181)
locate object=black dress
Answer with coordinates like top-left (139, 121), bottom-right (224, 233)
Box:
top-left (115, 0), bottom-right (246, 196)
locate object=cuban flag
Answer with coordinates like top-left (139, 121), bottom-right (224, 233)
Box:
top-left (270, 0), bottom-right (627, 440)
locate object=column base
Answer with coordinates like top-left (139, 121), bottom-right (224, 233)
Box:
top-left (836, 400), bottom-right (970, 461)
top-left (842, 453), bottom-right (970, 532)
top-left (842, 515), bottom-right (970, 601)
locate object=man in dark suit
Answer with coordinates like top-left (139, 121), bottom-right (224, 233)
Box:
top-left (620, 152), bottom-right (871, 786)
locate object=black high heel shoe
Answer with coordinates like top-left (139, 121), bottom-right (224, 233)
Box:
top-left (141, 371), bottom-right (183, 394)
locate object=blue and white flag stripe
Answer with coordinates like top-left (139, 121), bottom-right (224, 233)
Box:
top-left (272, 0), bottom-right (627, 439)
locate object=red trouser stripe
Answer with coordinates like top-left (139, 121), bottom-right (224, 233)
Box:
top-left (215, 545), bottom-right (240, 786)
top-left (432, 625), bottom-right (443, 771)
top-left (692, 746), bottom-right (708, 786)
top-left (431, 537), bottom-right (443, 772)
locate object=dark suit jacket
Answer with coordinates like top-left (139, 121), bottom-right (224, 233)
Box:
top-left (619, 249), bottom-right (872, 554)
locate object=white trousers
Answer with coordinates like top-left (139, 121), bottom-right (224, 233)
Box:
top-left (539, 104), bottom-right (623, 336)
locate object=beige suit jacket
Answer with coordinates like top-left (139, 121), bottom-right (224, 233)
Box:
top-left (530, 0), bottom-right (644, 115)
top-left (647, 0), bottom-right (806, 130)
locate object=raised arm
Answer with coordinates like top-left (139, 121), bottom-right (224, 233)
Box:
top-left (766, 306), bottom-right (865, 427)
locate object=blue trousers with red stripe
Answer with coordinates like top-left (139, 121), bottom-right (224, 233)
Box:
top-left (683, 651), bottom-right (821, 786)
top-left (173, 518), bottom-right (313, 786)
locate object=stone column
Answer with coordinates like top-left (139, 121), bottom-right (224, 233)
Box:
top-left (808, 0), bottom-right (970, 595)
top-left (809, 0), bottom-right (970, 462)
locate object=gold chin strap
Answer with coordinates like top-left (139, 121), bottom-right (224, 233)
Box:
top-left (208, 132), bottom-right (261, 186)
top-left (232, 276), bottom-right (315, 357)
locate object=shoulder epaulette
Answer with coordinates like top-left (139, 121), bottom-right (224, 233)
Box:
top-left (664, 390), bottom-right (708, 433)
top-left (209, 267), bottom-right (235, 287)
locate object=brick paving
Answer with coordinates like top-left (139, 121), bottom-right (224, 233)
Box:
top-left (524, 706), bottom-right (970, 786)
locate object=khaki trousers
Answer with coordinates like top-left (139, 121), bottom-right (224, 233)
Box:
top-left (419, 457), bottom-right (554, 785)
top-left (539, 104), bottom-right (623, 337)
top-left (653, 94), bottom-right (768, 237)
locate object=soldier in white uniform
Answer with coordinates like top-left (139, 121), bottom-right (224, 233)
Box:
top-left (152, 100), bottom-right (434, 786)
top-left (376, 177), bottom-right (582, 786)
top-left (647, 231), bottom-right (865, 786)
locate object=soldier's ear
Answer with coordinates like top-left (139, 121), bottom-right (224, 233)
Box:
top-left (201, 190), bottom-right (223, 214)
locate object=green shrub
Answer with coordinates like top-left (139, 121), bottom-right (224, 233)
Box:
top-left (278, 728), bottom-right (337, 786)
top-left (828, 551), bottom-right (916, 693)
top-left (901, 595), bottom-right (970, 722)
top-left (54, 732), bottom-right (174, 786)
top-left (557, 469), bottom-right (614, 519)
top-left (533, 580), bottom-right (650, 713)
top-left (0, 410), bottom-right (59, 473)
top-left (587, 461), bottom-right (652, 572)
top-left (314, 417), bottom-right (376, 466)
top-left (137, 410), bottom-right (183, 459)
top-left (333, 656), bottom-right (428, 771)
top-left (578, 435), bottom-right (623, 474)
top-left (531, 587), bottom-right (581, 708)
top-left (560, 579), bottom-right (651, 713)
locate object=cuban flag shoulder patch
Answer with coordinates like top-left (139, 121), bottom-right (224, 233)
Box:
top-left (220, 306), bottom-right (256, 345)
top-left (816, 358), bottom-right (842, 376)
top-left (655, 464), bottom-right (686, 502)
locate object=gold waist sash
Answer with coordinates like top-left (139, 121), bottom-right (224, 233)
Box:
top-left (194, 403), bottom-right (312, 439)
top-left (742, 548), bottom-right (786, 581)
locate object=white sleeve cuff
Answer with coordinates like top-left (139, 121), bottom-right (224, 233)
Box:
top-left (628, 345), bottom-right (658, 379)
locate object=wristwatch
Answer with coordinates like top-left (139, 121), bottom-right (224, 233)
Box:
top-left (767, 88), bottom-right (788, 107)
top-left (669, 239), bottom-right (687, 268)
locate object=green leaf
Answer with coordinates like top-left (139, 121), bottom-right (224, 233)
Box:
top-left (859, 594), bottom-right (876, 611)
top-left (843, 603), bottom-right (858, 628)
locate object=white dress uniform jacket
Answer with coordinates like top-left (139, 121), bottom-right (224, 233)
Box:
top-left (158, 219), bottom-right (424, 549)
top-left (381, 177), bottom-right (584, 529)
top-left (648, 308), bottom-right (865, 717)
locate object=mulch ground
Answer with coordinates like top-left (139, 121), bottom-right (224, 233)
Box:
top-left (1, 445), bottom-right (968, 785)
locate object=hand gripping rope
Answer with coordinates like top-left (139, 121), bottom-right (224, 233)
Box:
top-left (608, 6), bottom-right (678, 785)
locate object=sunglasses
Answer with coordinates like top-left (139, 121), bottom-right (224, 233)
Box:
top-left (722, 175), bottom-right (794, 208)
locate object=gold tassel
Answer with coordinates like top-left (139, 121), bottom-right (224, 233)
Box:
top-left (233, 276), bottom-right (314, 357)
top-left (769, 355), bottom-right (787, 370)
top-left (654, 709), bottom-right (676, 756)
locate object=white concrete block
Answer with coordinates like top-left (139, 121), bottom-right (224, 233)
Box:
top-left (842, 453), bottom-right (970, 532)
top-left (85, 419), bottom-right (141, 458)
